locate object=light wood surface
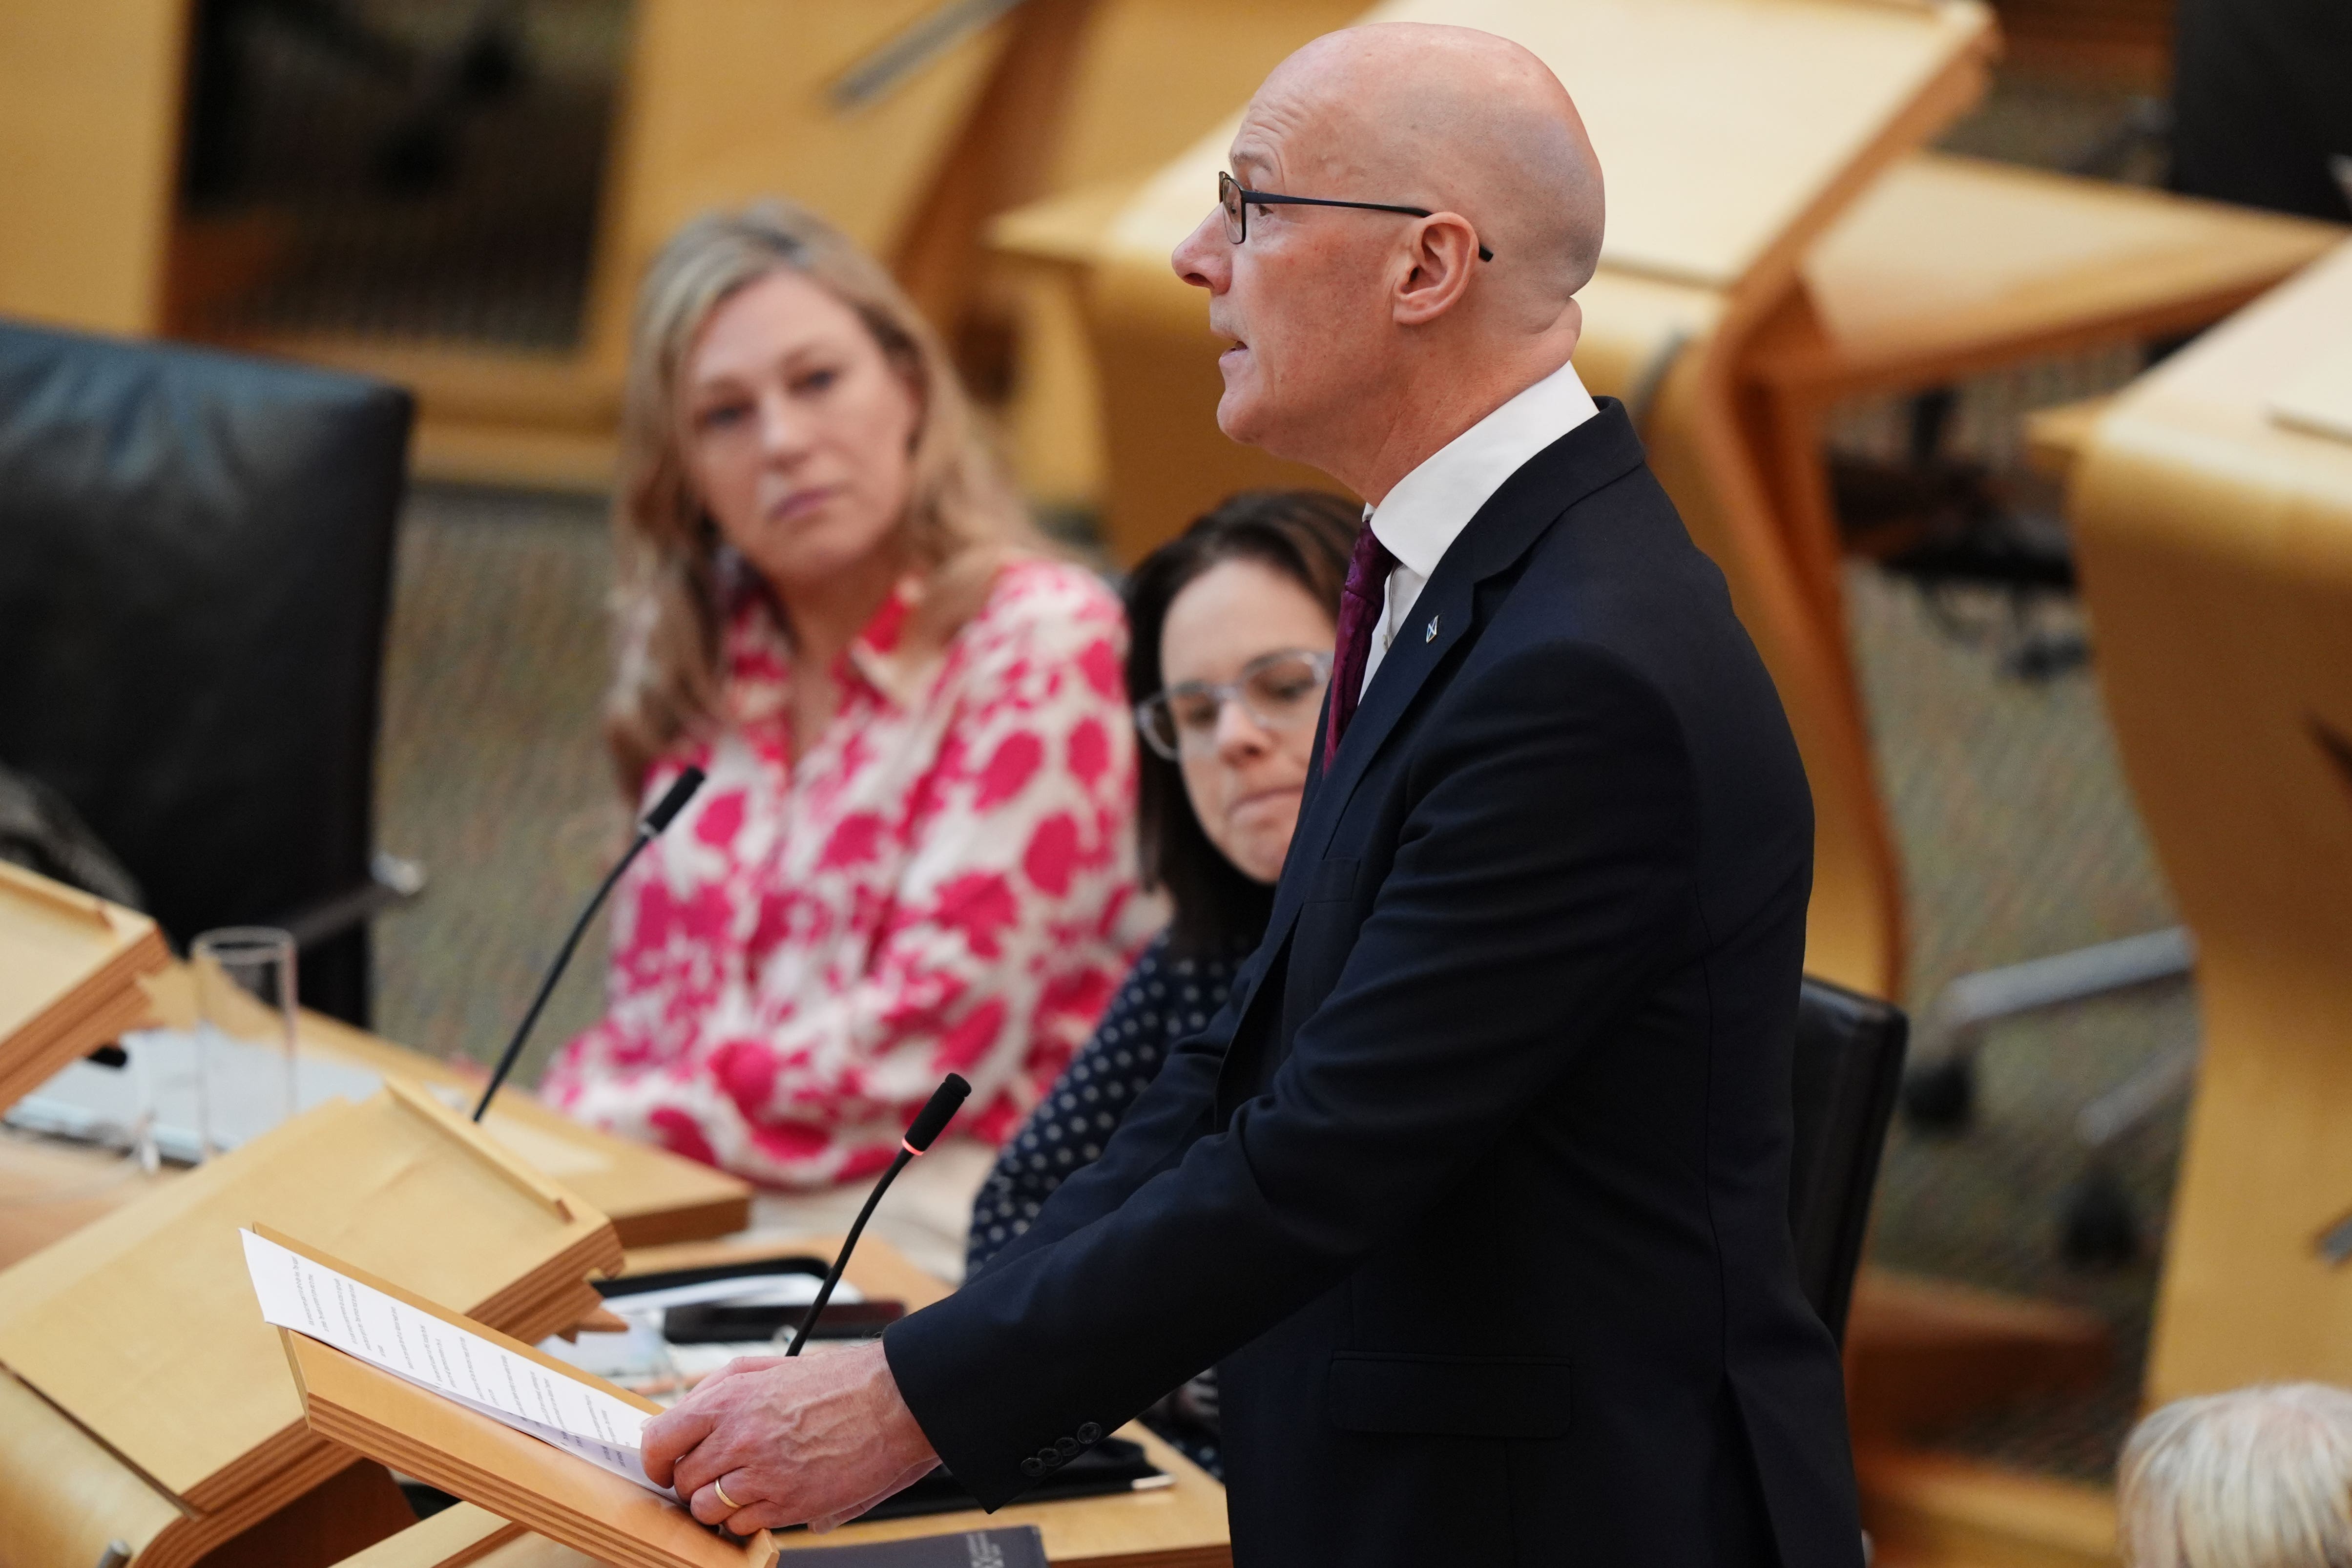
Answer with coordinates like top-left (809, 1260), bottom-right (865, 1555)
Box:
top-left (1780, 155), bottom-right (2344, 395)
top-left (0, 1127), bottom-right (176, 1271)
top-left (0, 861), bottom-right (170, 1115)
top-left (1844, 1268), bottom-right (2108, 1444)
top-left (0, 0), bottom-right (187, 335)
top-left (1857, 1446), bottom-right (2116, 1568)
top-left (0, 1087), bottom-right (624, 1568)
top-left (1739, 154), bottom-right (2344, 646)
top-left (2064, 241), bottom-right (2352, 1409)
top-left (338, 1232), bottom-right (1231, 1568)
top-left (131, 962), bottom-right (753, 1250)
top-left (341, 1424), bottom-right (1224, 1568)
top-left (270, 1226), bottom-right (775, 1568)
top-left (2271, 335), bottom-right (2352, 445)
top-left (1090, 0), bottom-right (1993, 305)
top-left (0, 1364), bottom-right (186, 1568)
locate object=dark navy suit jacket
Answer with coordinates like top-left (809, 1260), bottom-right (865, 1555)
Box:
top-left (885, 401), bottom-right (1864, 1567)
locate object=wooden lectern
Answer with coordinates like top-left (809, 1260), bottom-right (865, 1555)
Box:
top-left (0, 861), bottom-right (169, 1114)
top-left (0, 1082), bottom-right (625, 1568)
top-left (265, 1227), bottom-right (775, 1568)
top-left (326, 1234), bottom-right (1235, 1568)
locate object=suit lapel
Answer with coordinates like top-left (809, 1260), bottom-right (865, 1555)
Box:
top-left (1257, 400), bottom-right (1648, 949)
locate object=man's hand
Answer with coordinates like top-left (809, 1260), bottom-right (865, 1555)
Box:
top-left (640, 1340), bottom-right (939, 1535)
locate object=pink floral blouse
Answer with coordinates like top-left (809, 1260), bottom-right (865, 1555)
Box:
top-left (542, 558), bottom-right (1155, 1188)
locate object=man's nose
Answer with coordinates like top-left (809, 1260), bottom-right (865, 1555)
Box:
top-left (1172, 209), bottom-right (1228, 292)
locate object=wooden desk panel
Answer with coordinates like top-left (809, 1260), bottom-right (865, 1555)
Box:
top-left (1781, 154), bottom-right (2344, 397)
top-left (135, 963), bottom-right (754, 1249)
top-left (2068, 241), bottom-right (2352, 1407)
top-left (1736, 155), bottom-right (2342, 758)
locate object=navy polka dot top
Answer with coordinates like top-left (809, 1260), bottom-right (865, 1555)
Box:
top-left (967, 933), bottom-right (1239, 1274)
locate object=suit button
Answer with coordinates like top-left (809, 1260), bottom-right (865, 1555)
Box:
top-left (1021, 1457), bottom-right (1044, 1477)
top-left (1037, 1446), bottom-right (1060, 1464)
top-left (1077, 1422), bottom-right (1102, 1443)
top-left (1055, 1436), bottom-right (1079, 1457)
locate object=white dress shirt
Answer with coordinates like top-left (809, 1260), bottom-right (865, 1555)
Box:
top-left (1359, 357), bottom-right (1600, 695)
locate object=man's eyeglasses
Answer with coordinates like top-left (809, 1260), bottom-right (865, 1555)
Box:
top-left (1136, 648), bottom-right (1334, 761)
top-left (1219, 170), bottom-right (1494, 263)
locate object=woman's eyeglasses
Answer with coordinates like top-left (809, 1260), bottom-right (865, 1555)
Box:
top-left (1136, 648), bottom-right (1335, 761)
top-left (1219, 171), bottom-right (1494, 263)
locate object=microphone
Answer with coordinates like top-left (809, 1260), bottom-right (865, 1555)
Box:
top-left (471, 766), bottom-right (706, 1121)
top-left (785, 1073), bottom-right (971, 1356)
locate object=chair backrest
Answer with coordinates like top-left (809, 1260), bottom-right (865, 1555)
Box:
top-left (0, 320), bottom-right (411, 1024)
top-left (1788, 974), bottom-right (1909, 1344)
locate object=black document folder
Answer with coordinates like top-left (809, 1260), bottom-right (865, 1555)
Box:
top-left (854, 1438), bottom-right (1166, 1523)
top-left (795, 1525), bottom-right (1046, 1565)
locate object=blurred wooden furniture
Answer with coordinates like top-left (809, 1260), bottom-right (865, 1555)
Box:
top-left (993, 0), bottom-right (2001, 999)
top-left (1742, 151), bottom-right (2346, 651)
top-left (270, 0), bottom-right (1051, 489)
top-left (0, 962), bottom-right (749, 1272)
top-left (280, 0), bottom-right (1360, 496)
top-left (0, 1086), bottom-right (624, 1568)
top-left (2065, 241), bottom-right (2352, 1408)
top-left (0, 862), bottom-right (167, 1114)
top-left (334, 1232), bottom-right (1233, 1568)
top-left (0, 0), bottom-right (187, 335)
top-left (256, 985), bottom-right (754, 1252)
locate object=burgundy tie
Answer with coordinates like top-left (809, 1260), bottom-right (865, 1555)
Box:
top-left (1326, 525), bottom-right (1399, 768)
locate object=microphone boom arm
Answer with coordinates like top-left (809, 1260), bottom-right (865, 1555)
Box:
top-left (471, 766), bottom-right (705, 1122)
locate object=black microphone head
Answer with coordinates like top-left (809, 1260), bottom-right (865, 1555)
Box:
top-left (903, 1073), bottom-right (972, 1152)
top-left (642, 766), bottom-right (706, 835)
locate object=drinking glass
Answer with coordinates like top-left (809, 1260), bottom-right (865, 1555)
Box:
top-left (189, 926), bottom-right (299, 1159)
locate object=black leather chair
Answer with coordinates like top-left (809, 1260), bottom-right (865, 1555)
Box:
top-left (1787, 976), bottom-right (1909, 1345)
top-left (0, 319), bottom-right (416, 1026)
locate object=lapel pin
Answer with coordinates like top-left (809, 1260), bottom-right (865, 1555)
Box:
top-left (1424, 614), bottom-right (1440, 643)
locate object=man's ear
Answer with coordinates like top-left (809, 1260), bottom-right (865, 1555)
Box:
top-left (1392, 214), bottom-right (1483, 327)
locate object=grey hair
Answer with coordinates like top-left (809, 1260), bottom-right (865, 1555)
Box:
top-left (2120, 1383), bottom-right (2352, 1568)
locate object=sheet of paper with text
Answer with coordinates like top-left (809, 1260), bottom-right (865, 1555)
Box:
top-left (240, 1228), bottom-right (676, 1498)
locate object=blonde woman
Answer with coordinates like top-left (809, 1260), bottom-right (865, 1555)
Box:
top-left (542, 202), bottom-right (1152, 1192)
top-left (2119, 1382), bottom-right (2352, 1567)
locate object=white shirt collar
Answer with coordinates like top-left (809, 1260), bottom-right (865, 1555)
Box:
top-left (1364, 358), bottom-right (1600, 579)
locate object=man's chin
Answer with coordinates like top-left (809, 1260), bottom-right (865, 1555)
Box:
top-left (1214, 384), bottom-right (1274, 449)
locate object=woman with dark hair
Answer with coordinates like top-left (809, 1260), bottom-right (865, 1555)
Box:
top-left (965, 487), bottom-right (1358, 1473)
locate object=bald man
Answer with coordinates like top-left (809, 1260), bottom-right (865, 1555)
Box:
top-left (643, 25), bottom-right (1863, 1566)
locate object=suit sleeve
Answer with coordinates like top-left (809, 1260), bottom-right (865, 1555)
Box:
top-left (884, 641), bottom-right (1701, 1504)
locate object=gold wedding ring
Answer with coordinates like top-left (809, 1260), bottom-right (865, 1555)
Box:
top-left (713, 1478), bottom-right (741, 1510)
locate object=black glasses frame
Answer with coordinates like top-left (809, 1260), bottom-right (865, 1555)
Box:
top-left (1220, 170), bottom-right (1493, 262)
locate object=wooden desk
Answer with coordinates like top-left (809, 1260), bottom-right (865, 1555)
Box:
top-left (337, 1233), bottom-right (1232, 1568)
top-left (2065, 241), bottom-right (2352, 1408)
top-left (166, 964), bottom-right (753, 1249)
top-left (1741, 151), bottom-right (2345, 650)
top-left (0, 964), bottom-right (751, 1265)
